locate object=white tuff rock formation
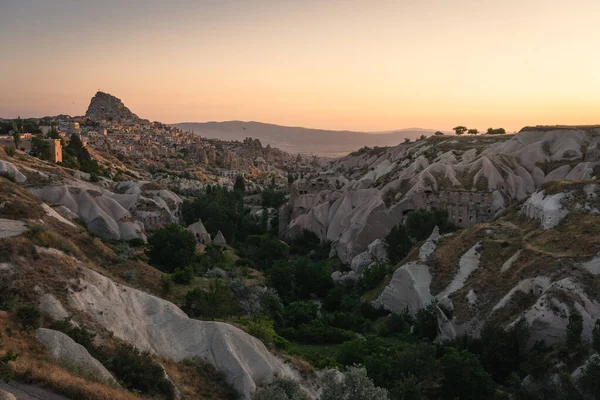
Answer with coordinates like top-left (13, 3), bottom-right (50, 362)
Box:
top-left (36, 328), bottom-right (120, 387)
top-left (66, 268), bottom-right (301, 399)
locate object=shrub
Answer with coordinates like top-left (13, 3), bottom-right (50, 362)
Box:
top-left (592, 319), bottom-right (600, 353)
top-left (160, 274), bottom-right (173, 294)
top-left (247, 318), bottom-right (279, 345)
top-left (414, 302), bottom-right (438, 341)
top-left (172, 265), bottom-right (195, 284)
top-left (48, 318), bottom-right (96, 349)
top-left (440, 350), bottom-right (495, 400)
top-left (321, 365), bottom-right (389, 400)
top-left (253, 378), bottom-right (305, 400)
top-left (384, 224), bottom-right (413, 265)
top-left (0, 279), bottom-right (17, 310)
top-left (578, 355), bottom-right (600, 398)
top-left (566, 311), bottom-right (583, 350)
top-left (128, 237), bottom-right (146, 248)
top-left (0, 171), bottom-right (15, 183)
top-left (102, 344), bottom-right (173, 396)
top-left (13, 306), bottom-right (41, 329)
top-left (183, 280), bottom-right (236, 320)
top-left (205, 267), bottom-right (227, 278)
top-left (3, 146), bottom-right (15, 157)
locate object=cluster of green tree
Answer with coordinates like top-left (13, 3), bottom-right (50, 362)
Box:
top-left (60, 133), bottom-right (100, 173)
top-left (0, 118), bottom-right (41, 136)
top-left (453, 126), bottom-right (479, 135)
top-left (385, 209), bottom-right (457, 264)
top-left (487, 127), bottom-right (507, 135)
top-left (453, 126), bottom-right (507, 136)
top-left (181, 185), bottom-right (267, 243)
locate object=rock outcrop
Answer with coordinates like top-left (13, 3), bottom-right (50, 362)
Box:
top-left (0, 218), bottom-right (28, 239)
top-left (66, 268), bottom-right (300, 399)
top-left (85, 91), bottom-right (145, 124)
top-left (36, 328), bottom-right (119, 387)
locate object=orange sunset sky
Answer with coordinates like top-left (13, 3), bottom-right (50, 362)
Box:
top-left (1, 0), bottom-right (599, 132)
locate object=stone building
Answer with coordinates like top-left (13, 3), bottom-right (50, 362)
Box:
top-left (188, 219), bottom-right (212, 244)
top-left (420, 190), bottom-right (496, 228)
top-left (48, 139), bottom-right (63, 163)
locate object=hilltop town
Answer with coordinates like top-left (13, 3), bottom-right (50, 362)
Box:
top-left (0, 91), bottom-right (323, 194)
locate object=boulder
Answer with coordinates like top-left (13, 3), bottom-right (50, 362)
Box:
top-left (0, 218), bottom-right (28, 239)
top-left (0, 390), bottom-right (16, 400)
top-left (36, 328), bottom-right (119, 387)
top-left (0, 160), bottom-right (26, 183)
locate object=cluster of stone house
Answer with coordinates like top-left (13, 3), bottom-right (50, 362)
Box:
top-left (403, 190), bottom-right (496, 228)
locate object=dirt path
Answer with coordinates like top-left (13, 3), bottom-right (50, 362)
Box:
top-left (0, 382), bottom-right (69, 400)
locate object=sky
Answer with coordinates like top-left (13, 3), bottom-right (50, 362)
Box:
top-left (1, 0), bottom-right (599, 132)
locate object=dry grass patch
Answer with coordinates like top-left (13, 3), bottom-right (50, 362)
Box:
top-left (0, 178), bottom-right (45, 220)
top-left (526, 212), bottom-right (600, 258)
top-left (0, 315), bottom-right (141, 400)
top-left (161, 359), bottom-right (238, 400)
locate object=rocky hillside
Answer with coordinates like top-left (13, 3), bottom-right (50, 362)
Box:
top-left (372, 183), bottom-right (600, 346)
top-left (86, 91), bottom-right (146, 124)
top-left (280, 128), bottom-right (600, 263)
top-left (0, 149), bottom-right (315, 400)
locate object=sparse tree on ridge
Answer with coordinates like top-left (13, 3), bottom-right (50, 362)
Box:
top-left (403, 138), bottom-right (411, 143)
top-left (468, 128), bottom-right (479, 135)
top-left (434, 131), bottom-right (444, 136)
top-left (453, 126), bottom-right (467, 136)
top-left (11, 122), bottom-right (20, 148)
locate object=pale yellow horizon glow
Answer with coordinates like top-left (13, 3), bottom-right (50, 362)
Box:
top-left (1, 0), bottom-right (599, 132)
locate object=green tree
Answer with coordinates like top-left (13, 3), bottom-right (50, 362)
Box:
top-left (31, 135), bottom-right (50, 159)
top-left (434, 131), bottom-right (444, 136)
top-left (147, 223), bottom-right (197, 272)
top-left (486, 127), bottom-right (506, 135)
top-left (234, 175), bottom-right (246, 192)
top-left (11, 122), bottom-right (20, 148)
top-left (578, 355), bottom-right (600, 399)
top-left (64, 133), bottom-right (99, 173)
top-left (440, 350), bottom-right (495, 400)
top-left (262, 187), bottom-right (287, 209)
top-left (592, 319), bottom-right (600, 353)
top-left (183, 280), bottom-right (236, 320)
top-left (414, 302), bottom-right (438, 341)
top-left (467, 128), bottom-right (479, 135)
top-left (267, 260), bottom-right (296, 302)
top-left (453, 126), bottom-right (467, 136)
top-left (385, 224), bottom-right (413, 265)
top-left (566, 311), bottom-right (583, 350)
top-left (405, 209), bottom-right (455, 241)
top-left (403, 138), bottom-right (411, 143)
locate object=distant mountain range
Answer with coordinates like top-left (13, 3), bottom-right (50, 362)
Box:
top-left (172, 121), bottom-right (442, 156)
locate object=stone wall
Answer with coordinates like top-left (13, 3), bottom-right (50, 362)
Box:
top-left (421, 190), bottom-right (495, 228)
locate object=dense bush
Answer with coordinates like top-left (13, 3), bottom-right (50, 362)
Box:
top-left (182, 185), bottom-right (266, 243)
top-left (148, 223), bottom-right (197, 272)
top-left (593, 319), bottom-right (600, 353)
top-left (253, 378), bottom-right (305, 400)
top-left (183, 280), bottom-right (236, 320)
top-left (13, 306), bottom-right (41, 329)
top-left (440, 350), bottom-right (495, 400)
top-left (171, 265), bottom-right (196, 284)
top-left (321, 365), bottom-right (389, 400)
top-left (238, 234), bottom-right (289, 270)
top-left (414, 302), bottom-right (438, 341)
top-left (261, 187), bottom-right (287, 209)
top-left (101, 344), bottom-right (173, 396)
top-left (566, 311), bottom-right (583, 350)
